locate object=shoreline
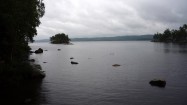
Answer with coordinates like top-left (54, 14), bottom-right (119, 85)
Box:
top-left (0, 61), bottom-right (45, 88)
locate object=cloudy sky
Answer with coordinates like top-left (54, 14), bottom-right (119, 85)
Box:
top-left (35, 0), bottom-right (187, 39)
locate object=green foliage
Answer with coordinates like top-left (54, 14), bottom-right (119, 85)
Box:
top-left (153, 24), bottom-right (187, 43)
top-left (0, 0), bottom-right (45, 84)
top-left (50, 33), bottom-right (70, 44)
top-left (0, 0), bottom-right (45, 62)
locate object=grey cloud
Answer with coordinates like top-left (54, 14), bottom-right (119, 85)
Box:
top-left (132, 0), bottom-right (187, 25)
top-left (35, 0), bottom-right (187, 39)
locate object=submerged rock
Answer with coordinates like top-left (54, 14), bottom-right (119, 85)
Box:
top-left (35, 48), bottom-right (43, 54)
top-left (71, 61), bottom-right (78, 64)
top-left (112, 64), bottom-right (121, 67)
top-left (149, 79), bottom-right (166, 87)
top-left (70, 57), bottom-right (74, 59)
top-left (57, 49), bottom-right (61, 51)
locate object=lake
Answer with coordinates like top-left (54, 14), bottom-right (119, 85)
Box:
top-left (29, 41), bottom-right (187, 105)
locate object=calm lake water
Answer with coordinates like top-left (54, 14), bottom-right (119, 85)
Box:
top-left (28, 41), bottom-right (187, 105)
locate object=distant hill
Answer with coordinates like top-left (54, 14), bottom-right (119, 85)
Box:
top-left (35, 35), bottom-right (153, 42)
top-left (34, 39), bottom-right (49, 42)
top-left (71, 35), bottom-right (153, 41)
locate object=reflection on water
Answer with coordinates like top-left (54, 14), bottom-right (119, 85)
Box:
top-left (0, 80), bottom-right (47, 105)
top-left (155, 42), bottom-right (187, 53)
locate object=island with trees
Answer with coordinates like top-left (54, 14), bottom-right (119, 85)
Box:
top-left (0, 0), bottom-right (45, 87)
top-left (50, 33), bottom-right (70, 44)
top-left (152, 24), bottom-right (187, 43)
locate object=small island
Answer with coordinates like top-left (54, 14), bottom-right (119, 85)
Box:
top-left (50, 33), bottom-right (70, 44)
top-left (152, 24), bottom-right (187, 43)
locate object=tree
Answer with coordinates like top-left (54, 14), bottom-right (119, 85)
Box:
top-left (0, 0), bottom-right (45, 62)
top-left (152, 24), bottom-right (187, 43)
top-left (50, 33), bottom-right (70, 44)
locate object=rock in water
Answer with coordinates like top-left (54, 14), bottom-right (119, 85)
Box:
top-left (71, 61), bottom-right (78, 64)
top-left (112, 64), bottom-right (120, 67)
top-left (35, 48), bottom-right (43, 54)
top-left (32, 64), bottom-right (46, 79)
top-left (149, 79), bottom-right (166, 87)
top-left (70, 57), bottom-right (74, 59)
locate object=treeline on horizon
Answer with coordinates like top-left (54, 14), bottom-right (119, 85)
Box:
top-left (152, 24), bottom-right (187, 43)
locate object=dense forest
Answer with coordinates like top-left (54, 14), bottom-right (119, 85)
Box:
top-left (0, 0), bottom-right (45, 85)
top-left (152, 24), bottom-right (187, 43)
top-left (50, 33), bottom-right (70, 44)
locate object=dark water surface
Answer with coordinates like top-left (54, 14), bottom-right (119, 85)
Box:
top-left (28, 41), bottom-right (187, 105)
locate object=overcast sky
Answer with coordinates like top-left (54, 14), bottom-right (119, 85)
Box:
top-left (35, 0), bottom-right (187, 39)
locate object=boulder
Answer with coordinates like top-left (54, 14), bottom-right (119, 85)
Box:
top-left (71, 61), bottom-right (78, 64)
top-left (37, 72), bottom-right (46, 78)
top-left (35, 48), bottom-right (43, 54)
top-left (112, 64), bottom-right (120, 67)
top-left (32, 71), bottom-right (45, 79)
top-left (32, 64), bottom-right (45, 79)
top-left (70, 57), bottom-right (74, 59)
top-left (57, 49), bottom-right (61, 51)
top-left (149, 79), bottom-right (166, 87)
